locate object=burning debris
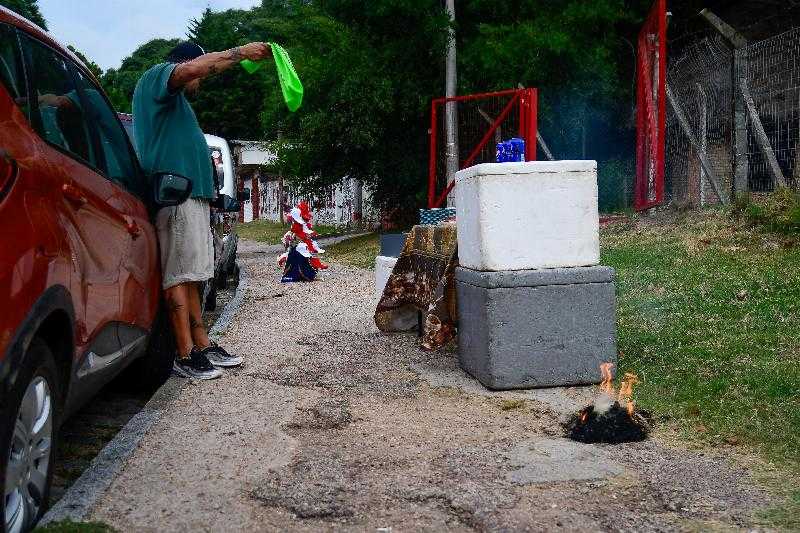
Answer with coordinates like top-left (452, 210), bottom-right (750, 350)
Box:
top-left (566, 363), bottom-right (651, 444)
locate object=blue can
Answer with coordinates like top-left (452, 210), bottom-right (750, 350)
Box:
top-left (495, 142), bottom-right (506, 163)
top-left (510, 138), bottom-right (526, 162)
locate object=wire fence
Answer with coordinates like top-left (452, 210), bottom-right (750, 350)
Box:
top-left (664, 26), bottom-right (800, 205)
top-left (737, 27), bottom-right (800, 191)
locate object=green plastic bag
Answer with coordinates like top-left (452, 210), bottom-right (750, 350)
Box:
top-left (241, 42), bottom-right (304, 112)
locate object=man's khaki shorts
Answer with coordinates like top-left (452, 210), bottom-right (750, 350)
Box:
top-left (156, 198), bottom-right (214, 290)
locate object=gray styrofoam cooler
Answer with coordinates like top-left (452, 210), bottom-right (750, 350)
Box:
top-left (455, 265), bottom-right (617, 390)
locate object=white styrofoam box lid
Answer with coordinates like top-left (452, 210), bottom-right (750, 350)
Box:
top-left (453, 159), bottom-right (600, 271)
top-left (455, 160), bottom-right (597, 183)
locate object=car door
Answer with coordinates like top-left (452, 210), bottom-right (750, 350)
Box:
top-left (19, 34), bottom-right (131, 368)
top-left (68, 66), bottom-right (159, 351)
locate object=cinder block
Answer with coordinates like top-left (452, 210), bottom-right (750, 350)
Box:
top-left (454, 161), bottom-right (600, 271)
top-left (456, 266), bottom-right (617, 390)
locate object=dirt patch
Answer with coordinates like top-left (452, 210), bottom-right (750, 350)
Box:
top-left (88, 247), bottom-right (780, 532)
top-left (246, 330), bottom-right (422, 398)
top-left (284, 396), bottom-right (353, 431)
top-left (249, 325), bottom-right (775, 531)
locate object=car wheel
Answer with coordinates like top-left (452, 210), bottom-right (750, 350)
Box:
top-left (232, 264), bottom-right (241, 287)
top-left (204, 281), bottom-right (217, 312)
top-left (1, 339), bottom-right (59, 533)
top-left (126, 303), bottom-right (176, 391)
top-left (215, 269), bottom-right (228, 291)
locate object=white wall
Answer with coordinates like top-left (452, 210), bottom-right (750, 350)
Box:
top-left (257, 177), bottom-right (378, 226)
top-left (242, 177), bottom-right (254, 223)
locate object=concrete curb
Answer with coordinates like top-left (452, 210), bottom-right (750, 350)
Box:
top-left (39, 379), bottom-right (185, 525)
top-left (40, 262), bottom-right (251, 526)
top-left (209, 262), bottom-right (249, 341)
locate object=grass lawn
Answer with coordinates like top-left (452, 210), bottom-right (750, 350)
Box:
top-left (325, 233), bottom-right (380, 269)
top-left (35, 520), bottom-right (115, 532)
top-left (604, 211), bottom-right (800, 471)
top-left (236, 219), bottom-right (340, 244)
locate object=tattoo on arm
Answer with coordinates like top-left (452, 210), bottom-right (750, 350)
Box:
top-left (228, 46), bottom-right (242, 61)
top-left (190, 316), bottom-right (204, 330)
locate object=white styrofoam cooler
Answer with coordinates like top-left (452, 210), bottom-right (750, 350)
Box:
top-left (454, 161), bottom-right (600, 271)
top-left (375, 255), bottom-right (398, 299)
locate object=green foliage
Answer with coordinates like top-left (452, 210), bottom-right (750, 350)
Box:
top-left (99, 39), bottom-right (180, 112)
top-left (732, 188), bottom-right (800, 233)
top-left (603, 211), bottom-right (800, 470)
top-left (34, 520), bottom-right (115, 533)
top-left (598, 157), bottom-right (633, 212)
top-left (67, 45), bottom-right (103, 79)
top-left (0, 0), bottom-right (47, 29)
top-left (184, 1), bottom-right (449, 211)
top-left (77, 0), bottom-right (654, 210)
top-left (187, 7), bottom-right (275, 139)
top-left (458, 0), bottom-right (648, 161)
top-left (757, 489), bottom-right (800, 531)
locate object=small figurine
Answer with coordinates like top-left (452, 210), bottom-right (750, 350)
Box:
top-left (278, 201), bottom-right (329, 282)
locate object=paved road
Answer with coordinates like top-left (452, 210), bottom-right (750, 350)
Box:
top-left (87, 239), bottom-right (775, 532)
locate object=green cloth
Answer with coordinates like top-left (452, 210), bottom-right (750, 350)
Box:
top-left (241, 42), bottom-right (303, 112)
top-left (131, 63), bottom-right (214, 199)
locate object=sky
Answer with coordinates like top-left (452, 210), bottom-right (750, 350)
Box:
top-left (38, 0), bottom-right (262, 71)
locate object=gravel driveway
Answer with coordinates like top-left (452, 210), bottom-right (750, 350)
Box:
top-left (89, 238), bottom-right (777, 532)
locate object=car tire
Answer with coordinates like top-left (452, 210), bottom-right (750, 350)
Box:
top-left (127, 303), bottom-right (176, 391)
top-left (216, 268), bottom-right (228, 291)
top-left (0, 338), bottom-right (60, 533)
top-left (204, 280), bottom-right (217, 312)
top-left (232, 264), bottom-right (241, 287)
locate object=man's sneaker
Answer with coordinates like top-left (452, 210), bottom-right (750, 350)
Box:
top-left (173, 348), bottom-right (223, 380)
top-left (200, 342), bottom-right (243, 368)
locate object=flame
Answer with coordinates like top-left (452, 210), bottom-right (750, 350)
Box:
top-left (618, 372), bottom-right (639, 416)
top-left (580, 410), bottom-right (589, 424)
top-left (598, 364), bottom-right (639, 417)
top-left (599, 362), bottom-right (615, 395)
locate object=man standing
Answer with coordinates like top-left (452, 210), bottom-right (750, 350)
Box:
top-left (133, 41), bottom-right (271, 380)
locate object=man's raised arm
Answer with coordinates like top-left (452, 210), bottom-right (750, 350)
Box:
top-left (168, 42), bottom-right (271, 91)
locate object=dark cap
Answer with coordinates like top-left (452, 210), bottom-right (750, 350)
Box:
top-left (166, 41), bottom-right (206, 63)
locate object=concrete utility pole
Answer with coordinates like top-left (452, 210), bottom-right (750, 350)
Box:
top-left (445, 0), bottom-right (458, 206)
top-left (699, 9), bottom-right (750, 196)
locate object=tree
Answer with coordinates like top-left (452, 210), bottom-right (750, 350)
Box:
top-left (67, 45), bottom-right (103, 79)
top-left (0, 0), bottom-right (47, 29)
top-left (187, 7), bottom-right (274, 139)
top-left (99, 38), bottom-right (180, 112)
top-left (457, 0), bottom-right (650, 161)
top-left (233, 0), bottom-right (451, 212)
top-left (81, 0), bottom-right (654, 213)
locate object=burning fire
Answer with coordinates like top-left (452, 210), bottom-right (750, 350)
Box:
top-left (566, 363), bottom-right (648, 444)
top-left (598, 363), bottom-right (639, 416)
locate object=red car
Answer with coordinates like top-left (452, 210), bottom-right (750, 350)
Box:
top-left (0, 7), bottom-right (191, 532)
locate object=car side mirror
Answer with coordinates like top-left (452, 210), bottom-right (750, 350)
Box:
top-left (239, 188), bottom-right (251, 202)
top-left (153, 173), bottom-right (192, 207)
top-left (212, 193), bottom-right (240, 213)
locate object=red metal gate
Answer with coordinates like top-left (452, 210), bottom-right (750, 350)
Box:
top-left (635, 0), bottom-right (667, 210)
top-left (428, 88), bottom-right (538, 209)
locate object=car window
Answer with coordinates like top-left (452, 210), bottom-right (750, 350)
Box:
top-left (21, 35), bottom-right (95, 166)
top-left (71, 68), bottom-right (143, 197)
top-left (0, 24), bottom-right (30, 119)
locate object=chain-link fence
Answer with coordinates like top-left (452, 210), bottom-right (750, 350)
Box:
top-left (737, 27), bottom-right (800, 191)
top-left (666, 35), bottom-right (733, 207)
top-left (664, 26), bottom-right (800, 205)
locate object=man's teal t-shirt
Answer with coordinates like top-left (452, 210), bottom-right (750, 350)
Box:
top-left (132, 63), bottom-right (214, 199)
